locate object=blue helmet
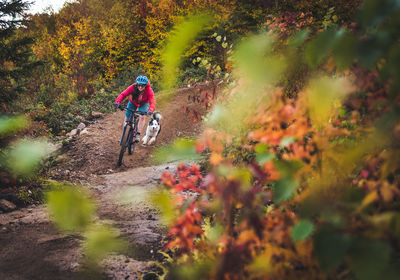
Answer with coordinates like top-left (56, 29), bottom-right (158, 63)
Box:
top-left (136, 75), bottom-right (148, 85)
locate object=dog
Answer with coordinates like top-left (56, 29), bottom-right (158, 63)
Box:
top-left (141, 112), bottom-right (162, 146)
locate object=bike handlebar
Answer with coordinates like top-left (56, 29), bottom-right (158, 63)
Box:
top-left (118, 105), bottom-right (152, 116)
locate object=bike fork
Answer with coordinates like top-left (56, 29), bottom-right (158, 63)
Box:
top-left (120, 123), bottom-right (128, 146)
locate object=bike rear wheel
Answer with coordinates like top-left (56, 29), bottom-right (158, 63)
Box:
top-left (118, 127), bottom-right (132, 166)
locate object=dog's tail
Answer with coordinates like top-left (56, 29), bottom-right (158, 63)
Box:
top-left (153, 111), bottom-right (162, 121)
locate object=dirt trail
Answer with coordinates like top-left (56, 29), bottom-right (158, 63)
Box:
top-left (0, 163), bottom-right (179, 279)
top-left (0, 82), bottom-right (221, 279)
top-left (51, 83), bottom-right (216, 181)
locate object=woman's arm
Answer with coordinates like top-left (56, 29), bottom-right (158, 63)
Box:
top-left (115, 84), bottom-right (135, 104)
top-left (147, 87), bottom-right (156, 112)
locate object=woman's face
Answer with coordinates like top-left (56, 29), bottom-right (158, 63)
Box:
top-left (137, 84), bottom-right (146, 92)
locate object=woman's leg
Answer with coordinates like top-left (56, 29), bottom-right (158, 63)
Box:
top-left (137, 103), bottom-right (150, 134)
top-left (126, 101), bottom-right (136, 120)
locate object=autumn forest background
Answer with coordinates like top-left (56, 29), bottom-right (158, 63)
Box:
top-left (2, 0), bottom-right (400, 279)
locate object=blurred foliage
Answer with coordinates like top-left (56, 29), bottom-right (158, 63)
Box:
top-left (7, 139), bottom-right (48, 176)
top-left (161, 14), bottom-right (213, 90)
top-left (46, 184), bottom-right (95, 232)
top-left (149, 189), bottom-right (175, 226)
top-left (5, 0), bottom-right (400, 278)
top-left (0, 114), bottom-right (49, 203)
top-left (154, 0), bottom-right (400, 279)
top-left (46, 182), bottom-right (127, 267)
top-left (153, 138), bottom-right (200, 164)
top-left (0, 115), bottom-right (29, 136)
top-left (83, 225), bottom-right (126, 264)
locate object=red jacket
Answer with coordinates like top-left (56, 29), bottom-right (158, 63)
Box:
top-left (115, 83), bottom-right (156, 112)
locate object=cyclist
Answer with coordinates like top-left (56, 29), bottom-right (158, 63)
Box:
top-left (114, 75), bottom-right (156, 142)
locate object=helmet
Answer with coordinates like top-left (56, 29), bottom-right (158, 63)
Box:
top-left (136, 75), bottom-right (148, 85)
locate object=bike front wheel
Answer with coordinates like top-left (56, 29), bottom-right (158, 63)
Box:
top-left (117, 127), bottom-right (132, 166)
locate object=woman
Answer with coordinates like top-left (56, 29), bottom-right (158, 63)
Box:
top-left (114, 75), bottom-right (156, 142)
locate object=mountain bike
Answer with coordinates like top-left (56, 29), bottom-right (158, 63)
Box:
top-left (117, 106), bottom-right (150, 166)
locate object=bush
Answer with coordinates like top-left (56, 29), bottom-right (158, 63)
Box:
top-left (178, 67), bottom-right (208, 86)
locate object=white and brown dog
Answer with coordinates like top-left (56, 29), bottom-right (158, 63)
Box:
top-left (141, 112), bottom-right (162, 146)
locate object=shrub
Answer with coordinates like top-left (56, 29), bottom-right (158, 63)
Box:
top-left (178, 67), bottom-right (208, 86)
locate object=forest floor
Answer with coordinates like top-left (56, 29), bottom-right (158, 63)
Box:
top-left (0, 82), bottom-right (221, 279)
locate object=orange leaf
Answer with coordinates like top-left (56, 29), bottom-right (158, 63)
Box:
top-left (210, 152), bottom-right (223, 166)
top-left (237, 230), bottom-right (258, 245)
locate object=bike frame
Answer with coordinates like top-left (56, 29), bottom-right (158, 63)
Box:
top-left (119, 112), bottom-right (139, 146)
top-left (117, 107), bottom-right (149, 166)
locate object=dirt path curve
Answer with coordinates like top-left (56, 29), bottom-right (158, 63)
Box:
top-left (0, 82), bottom-right (221, 280)
top-left (0, 163), bottom-right (179, 280)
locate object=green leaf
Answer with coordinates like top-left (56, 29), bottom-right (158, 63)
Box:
top-left (256, 153), bottom-right (274, 165)
top-left (332, 31), bottom-right (357, 70)
top-left (216, 164), bottom-right (231, 177)
top-left (320, 210), bottom-right (345, 227)
top-left (347, 238), bottom-right (391, 280)
top-left (291, 219), bottom-right (314, 242)
top-left (46, 186), bottom-right (95, 232)
top-left (203, 220), bottom-right (223, 243)
top-left (234, 32), bottom-right (286, 84)
top-left (8, 140), bottom-right (48, 176)
top-left (287, 30), bottom-right (310, 48)
top-left (254, 143), bottom-right (268, 154)
top-left (255, 143), bottom-right (274, 164)
top-left (305, 29), bottom-right (337, 68)
top-left (161, 14), bottom-right (213, 90)
top-left (280, 136), bottom-right (295, 147)
top-left (273, 177), bottom-right (299, 203)
top-left (149, 190), bottom-right (175, 226)
top-left (298, 193), bottom-right (326, 218)
top-left (115, 186), bottom-right (150, 205)
top-left (154, 138), bottom-right (200, 163)
top-left (313, 227), bottom-right (351, 273)
top-left (0, 115), bottom-right (28, 136)
top-left (273, 159), bottom-right (303, 177)
top-left (84, 225), bottom-right (126, 263)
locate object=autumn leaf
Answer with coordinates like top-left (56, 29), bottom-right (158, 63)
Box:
top-left (210, 152), bottom-right (223, 165)
top-left (357, 191), bottom-right (379, 212)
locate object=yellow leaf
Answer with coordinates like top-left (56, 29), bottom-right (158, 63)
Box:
top-left (380, 182), bottom-right (394, 202)
top-left (357, 191), bottom-right (378, 212)
top-left (246, 252), bottom-right (273, 277)
top-left (306, 76), bottom-right (353, 127)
